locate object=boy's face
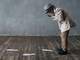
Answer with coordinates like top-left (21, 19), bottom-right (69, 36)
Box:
top-left (47, 12), bottom-right (55, 17)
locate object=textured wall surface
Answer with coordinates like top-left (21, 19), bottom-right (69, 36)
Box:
top-left (0, 0), bottom-right (80, 36)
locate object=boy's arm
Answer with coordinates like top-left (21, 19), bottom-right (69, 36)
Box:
top-left (55, 9), bottom-right (65, 22)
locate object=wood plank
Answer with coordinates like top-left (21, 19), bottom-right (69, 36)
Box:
top-left (0, 36), bottom-right (80, 60)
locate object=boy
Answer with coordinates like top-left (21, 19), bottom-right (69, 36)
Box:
top-left (44, 4), bottom-right (71, 55)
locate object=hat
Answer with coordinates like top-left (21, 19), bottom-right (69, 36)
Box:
top-left (43, 3), bottom-right (55, 14)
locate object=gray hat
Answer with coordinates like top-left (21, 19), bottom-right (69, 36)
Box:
top-left (44, 4), bottom-right (52, 10)
top-left (43, 3), bottom-right (55, 14)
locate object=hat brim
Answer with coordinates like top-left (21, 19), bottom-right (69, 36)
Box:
top-left (45, 9), bottom-right (48, 14)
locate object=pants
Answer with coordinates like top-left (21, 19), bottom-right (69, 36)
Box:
top-left (60, 30), bottom-right (69, 50)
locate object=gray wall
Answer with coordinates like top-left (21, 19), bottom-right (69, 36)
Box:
top-left (0, 0), bottom-right (80, 36)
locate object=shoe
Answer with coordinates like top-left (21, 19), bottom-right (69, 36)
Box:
top-left (56, 48), bottom-right (68, 55)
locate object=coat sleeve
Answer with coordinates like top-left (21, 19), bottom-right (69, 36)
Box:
top-left (55, 9), bottom-right (64, 22)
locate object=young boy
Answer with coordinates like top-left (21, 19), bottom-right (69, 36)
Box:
top-left (44, 4), bottom-right (71, 55)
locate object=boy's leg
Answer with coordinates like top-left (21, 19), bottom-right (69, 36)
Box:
top-left (60, 30), bottom-right (69, 51)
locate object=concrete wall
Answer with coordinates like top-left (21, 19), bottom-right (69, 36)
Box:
top-left (0, 0), bottom-right (80, 36)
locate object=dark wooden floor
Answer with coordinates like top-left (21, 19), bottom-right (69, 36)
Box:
top-left (0, 36), bottom-right (80, 60)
